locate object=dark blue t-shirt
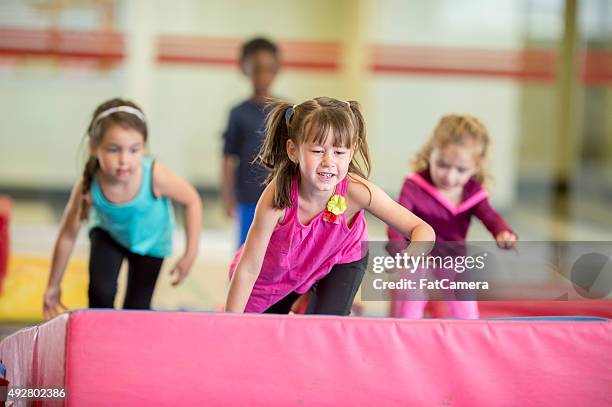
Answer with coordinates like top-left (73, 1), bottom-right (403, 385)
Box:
top-left (222, 99), bottom-right (270, 203)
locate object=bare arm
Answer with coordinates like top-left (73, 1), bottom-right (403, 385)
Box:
top-left (386, 180), bottom-right (415, 255)
top-left (348, 175), bottom-right (436, 256)
top-left (221, 155), bottom-right (237, 218)
top-left (43, 181), bottom-right (83, 319)
top-left (153, 163), bottom-right (203, 285)
top-left (225, 181), bottom-right (283, 312)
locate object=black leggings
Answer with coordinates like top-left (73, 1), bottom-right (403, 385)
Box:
top-left (88, 228), bottom-right (163, 310)
top-left (264, 254), bottom-right (368, 316)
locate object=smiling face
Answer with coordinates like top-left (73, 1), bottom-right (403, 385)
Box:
top-left (92, 124), bottom-right (145, 182)
top-left (287, 129), bottom-right (353, 193)
top-left (429, 142), bottom-right (479, 191)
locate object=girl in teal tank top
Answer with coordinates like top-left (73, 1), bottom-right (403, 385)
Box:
top-left (43, 98), bottom-right (202, 318)
top-left (89, 156), bottom-right (174, 258)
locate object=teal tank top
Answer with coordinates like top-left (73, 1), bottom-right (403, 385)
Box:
top-left (89, 157), bottom-right (175, 257)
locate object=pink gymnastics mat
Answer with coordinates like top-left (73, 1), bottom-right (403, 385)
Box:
top-left (1, 310), bottom-right (610, 406)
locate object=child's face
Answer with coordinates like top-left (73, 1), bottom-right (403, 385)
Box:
top-left (429, 143), bottom-right (479, 190)
top-left (92, 124), bottom-right (145, 182)
top-left (243, 50), bottom-right (279, 95)
top-left (287, 130), bottom-right (353, 193)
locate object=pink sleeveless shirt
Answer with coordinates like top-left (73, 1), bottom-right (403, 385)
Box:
top-left (230, 174), bottom-right (368, 313)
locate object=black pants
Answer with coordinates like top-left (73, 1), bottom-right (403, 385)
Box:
top-left (88, 228), bottom-right (163, 309)
top-left (264, 254), bottom-right (368, 316)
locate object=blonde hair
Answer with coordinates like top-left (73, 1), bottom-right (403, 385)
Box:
top-left (414, 114), bottom-right (491, 184)
top-left (258, 97), bottom-right (371, 209)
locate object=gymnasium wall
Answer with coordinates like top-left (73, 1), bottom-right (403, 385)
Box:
top-left (1, 0), bottom-right (611, 208)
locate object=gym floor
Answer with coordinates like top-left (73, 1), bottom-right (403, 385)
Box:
top-left (1, 191), bottom-right (611, 339)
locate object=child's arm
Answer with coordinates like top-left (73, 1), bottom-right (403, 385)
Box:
top-left (225, 182), bottom-right (283, 313)
top-left (44, 181), bottom-right (83, 319)
top-left (221, 155), bottom-right (236, 218)
top-left (221, 109), bottom-right (240, 219)
top-left (472, 198), bottom-right (517, 251)
top-left (386, 179), bottom-right (415, 255)
top-left (153, 163), bottom-right (203, 286)
top-left (349, 175), bottom-right (435, 255)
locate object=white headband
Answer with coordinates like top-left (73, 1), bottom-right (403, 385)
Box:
top-left (93, 106), bottom-right (146, 126)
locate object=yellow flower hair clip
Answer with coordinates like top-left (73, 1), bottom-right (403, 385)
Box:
top-left (323, 194), bottom-right (346, 224)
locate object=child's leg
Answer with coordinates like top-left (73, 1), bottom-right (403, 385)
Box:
top-left (433, 267), bottom-right (479, 319)
top-left (263, 291), bottom-right (302, 314)
top-left (88, 228), bottom-right (125, 308)
top-left (389, 267), bottom-right (428, 318)
top-left (446, 301), bottom-right (479, 319)
top-left (237, 202), bottom-right (257, 247)
top-left (306, 255), bottom-right (368, 316)
top-left (390, 298), bottom-right (428, 319)
top-left (123, 253), bottom-right (163, 309)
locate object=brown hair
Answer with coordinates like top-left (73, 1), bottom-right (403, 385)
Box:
top-left (258, 97), bottom-right (371, 209)
top-left (413, 114), bottom-right (491, 184)
top-left (80, 98), bottom-right (147, 220)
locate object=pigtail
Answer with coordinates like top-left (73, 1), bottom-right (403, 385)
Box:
top-left (412, 140), bottom-right (434, 175)
top-left (462, 116), bottom-right (490, 185)
top-left (80, 156), bottom-right (99, 220)
top-left (346, 100), bottom-right (371, 180)
top-left (258, 99), bottom-right (299, 209)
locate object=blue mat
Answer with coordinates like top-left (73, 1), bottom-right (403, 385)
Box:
top-left (489, 316), bottom-right (608, 322)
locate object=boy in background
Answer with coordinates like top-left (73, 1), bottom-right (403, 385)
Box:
top-left (221, 37), bottom-right (280, 246)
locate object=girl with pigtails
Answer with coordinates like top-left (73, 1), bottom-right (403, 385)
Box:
top-left (226, 97), bottom-right (435, 315)
top-left (43, 98), bottom-right (202, 318)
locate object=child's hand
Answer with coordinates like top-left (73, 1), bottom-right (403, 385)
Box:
top-left (222, 196), bottom-right (235, 219)
top-left (43, 285), bottom-right (68, 320)
top-left (496, 231), bottom-right (518, 252)
top-left (169, 255), bottom-right (195, 286)
top-left (224, 203), bottom-right (235, 219)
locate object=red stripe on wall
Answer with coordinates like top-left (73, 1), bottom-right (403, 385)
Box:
top-left (2, 29), bottom-right (612, 84)
top-left (582, 50), bottom-right (612, 86)
top-left (0, 28), bottom-right (124, 63)
top-left (156, 35), bottom-right (341, 71)
top-left (371, 45), bottom-right (557, 82)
